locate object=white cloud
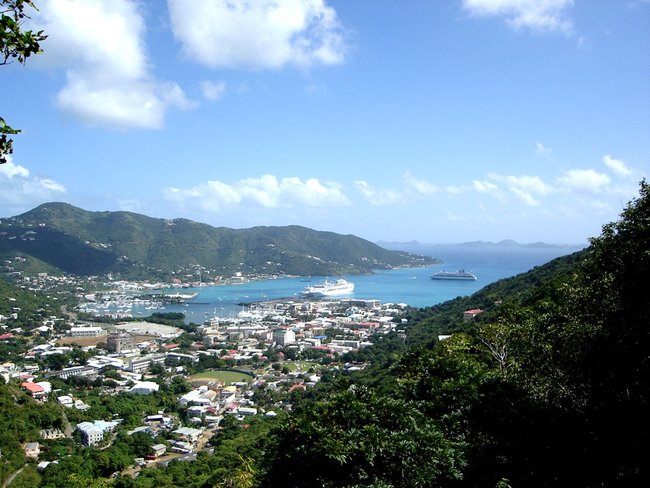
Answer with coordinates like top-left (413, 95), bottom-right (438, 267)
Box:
top-left (487, 173), bottom-right (552, 205)
top-left (461, 0), bottom-right (574, 34)
top-left (165, 174), bottom-right (349, 212)
top-left (167, 0), bottom-right (346, 69)
top-left (535, 141), bottom-right (552, 155)
top-left (200, 81), bottom-right (227, 101)
top-left (0, 157), bottom-right (66, 207)
top-left (31, 0), bottom-right (193, 130)
top-left (354, 180), bottom-right (403, 206)
top-left (0, 159), bottom-right (29, 179)
top-left (403, 172), bottom-right (439, 195)
top-left (355, 173), bottom-right (439, 205)
top-left (556, 169), bottom-right (611, 194)
top-left (472, 179), bottom-right (505, 201)
top-left (603, 154), bottom-right (632, 178)
top-left (510, 187), bottom-right (541, 206)
top-left (496, 174), bottom-right (552, 195)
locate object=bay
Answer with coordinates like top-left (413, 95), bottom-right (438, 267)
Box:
top-left (132, 244), bottom-right (586, 324)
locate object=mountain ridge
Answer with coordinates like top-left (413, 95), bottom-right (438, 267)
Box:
top-left (0, 202), bottom-right (437, 279)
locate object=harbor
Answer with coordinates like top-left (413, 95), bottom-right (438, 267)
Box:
top-left (75, 244), bottom-right (581, 324)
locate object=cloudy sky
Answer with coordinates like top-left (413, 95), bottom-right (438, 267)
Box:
top-left (1, 0), bottom-right (648, 244)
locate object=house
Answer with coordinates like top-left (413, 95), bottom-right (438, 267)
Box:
top-left (151, 443), bottom-right (167, 457)
top-left (238, 407), bottom-right (258, 416)
top-left (21, 381), bottom-right (46, 400)
top-left (127, 426), bottom-right (154, 437)
top-left (24, 442), bottom-right (40, 459)
top-left (172, 427), bottom-right (202, 444)
top-left (57, 395), bottom-right (74, 407)
top-left (463, 308), bottom-right (484, 322)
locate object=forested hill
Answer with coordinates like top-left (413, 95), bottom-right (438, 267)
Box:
top-left (259, 182), bottom-right (650, 487)
top-left (0, 202), bottom-right (436, 279)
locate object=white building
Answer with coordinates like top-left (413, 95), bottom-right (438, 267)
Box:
top-left (76, 420), bottom-right (119, 446)
top-left (70, 326), bottom-right (106, 337)
top-left (129, 381), bottom-right (160, 395)
top-left (238, 407), bottom-right (258, 416)
top-left (179, 386), bottom-right (218, 406)
top-left (273, 329), bottom-right (296, 346)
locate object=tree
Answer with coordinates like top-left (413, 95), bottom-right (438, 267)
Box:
top-left (1, 0), bottom-right (47, 164)
top-left (263, 386), bottom-right (465, 487)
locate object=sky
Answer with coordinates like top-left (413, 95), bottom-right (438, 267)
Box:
top-left (1, 0), bottom-right (648, 245)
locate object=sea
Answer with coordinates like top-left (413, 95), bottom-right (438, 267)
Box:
top-left (130, 243), bottom-right (587, 324)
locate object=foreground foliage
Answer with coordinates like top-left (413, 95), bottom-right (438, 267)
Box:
top-left (259, 181), bottom-right (650, 487)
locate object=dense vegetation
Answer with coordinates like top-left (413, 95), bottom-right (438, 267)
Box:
top-left (254, 181), bottom-right (650, 487)
top-left (0, 202), bottom-right (436, 279)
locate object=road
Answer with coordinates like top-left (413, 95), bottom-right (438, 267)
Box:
top-left (3, 464), bottom-right (26, 488)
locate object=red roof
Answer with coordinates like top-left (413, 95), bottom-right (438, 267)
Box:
top-left (21, 382), bottom-right (45, 393)
top-left (0, 333), bottom-right (14, 341)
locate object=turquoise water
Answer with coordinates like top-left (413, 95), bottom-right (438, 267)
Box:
top-left (133, 244), bottom-right (585, 324)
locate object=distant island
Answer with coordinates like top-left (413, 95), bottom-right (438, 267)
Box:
top-left (377, 239), bottom-right (588, 250)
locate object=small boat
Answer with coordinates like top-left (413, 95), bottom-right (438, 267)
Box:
top-left (430, 269), bottom-right (477, 281)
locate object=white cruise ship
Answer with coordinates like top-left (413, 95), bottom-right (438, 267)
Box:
top-left (301, 279), bottom-right (355, 297)
top-left (430, 269), bottom-right (477, 281)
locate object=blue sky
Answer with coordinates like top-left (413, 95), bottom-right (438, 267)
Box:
top-left (1, 0), bottom-right (648, 244)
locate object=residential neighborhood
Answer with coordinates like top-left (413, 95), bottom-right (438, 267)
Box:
top-left (0, 271), bottom-right (424, 481)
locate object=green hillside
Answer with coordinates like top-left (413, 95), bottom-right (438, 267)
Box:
top-left (0, 202), bottom-right (436, 279)
top-left (258, 181), bottom-right (650, 487)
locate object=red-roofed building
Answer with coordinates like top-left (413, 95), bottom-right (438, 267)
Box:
top-left (463, 309), bottom-right (484, 322)
top-left (21, 381), bottom-right (46, 399)
top-left (289, 382), bottom-right (306, 393)
top-left (0, 333), bottom-right (14, 341)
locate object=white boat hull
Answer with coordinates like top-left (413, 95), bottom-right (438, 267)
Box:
top-left (301, 279), bottom-right (355, 297)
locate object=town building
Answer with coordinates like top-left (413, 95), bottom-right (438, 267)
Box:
top-left (129, 381), bottom-right (160, 395)
top-left (69, 326), bottom-right (106, 337)
top-left (273, 328), bottom-right (296, 346)
top-left (106, 332), bottom-right (135, 353)
top-left (76, 420), bottom-right (119, 446)
top-left (127, 354), bottom-right (166, 373)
